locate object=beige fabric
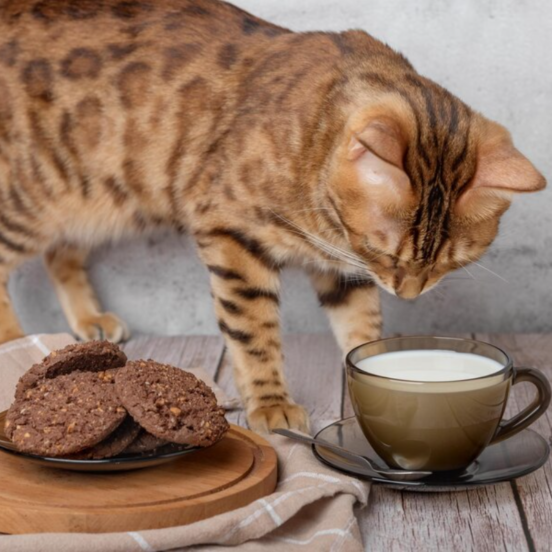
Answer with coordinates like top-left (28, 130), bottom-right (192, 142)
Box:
top-left (0, 334), bottom-right (369, 552)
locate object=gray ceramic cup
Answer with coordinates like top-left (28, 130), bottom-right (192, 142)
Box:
top-left (346, 336), bottom-right (551, 472)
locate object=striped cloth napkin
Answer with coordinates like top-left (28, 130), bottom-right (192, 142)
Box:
top-left (0, 334), bottom-right (369, 552)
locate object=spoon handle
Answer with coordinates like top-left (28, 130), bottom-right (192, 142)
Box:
top-left (272, 428), bottom-right (387, 475)
top-left (273, 428), bottom-right (433, 481)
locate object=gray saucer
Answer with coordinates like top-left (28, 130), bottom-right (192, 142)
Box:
top-left (313, 417), bottom-right (550, 491)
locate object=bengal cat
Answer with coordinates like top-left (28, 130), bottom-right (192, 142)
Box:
top-left (0, 0), bottom-right (545, 432)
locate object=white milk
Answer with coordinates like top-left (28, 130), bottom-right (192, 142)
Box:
top-left (355, 350), bottom-right (503, 382)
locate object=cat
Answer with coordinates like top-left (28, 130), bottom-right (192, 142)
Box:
top-left (0, 0), bottom-right (545, 432)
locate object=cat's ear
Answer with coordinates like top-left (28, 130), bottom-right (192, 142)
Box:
top-left (456, 124), bottom-right (546, 218)
top-left (348, 116), bottom-right (406, 167)
top-left (347, 117), bottom-right (413, 208)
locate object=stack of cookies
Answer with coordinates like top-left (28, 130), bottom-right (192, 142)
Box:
top-left (4, 341), bottom-right (229, 459)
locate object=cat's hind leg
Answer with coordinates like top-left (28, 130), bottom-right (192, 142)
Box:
top-left (0, 234), bottom-right (38, 343)
top-left (0, 264), bottom-right (25, 344)
top-left (44, 245), bottom-right (129, 343)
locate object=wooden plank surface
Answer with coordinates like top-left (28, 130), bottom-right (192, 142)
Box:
top-left (477, 333), bottom-right (552, 552)
top-left (124, 333), bottom-right (552, 551)
top-left (122, 335), bottom-right (225, 378)
top-left (213, 351), bottom-right (246, 427)
top-left (361, 477), bottom-right (529, 552)
top-left (281, 334), bottom-right (344, 434)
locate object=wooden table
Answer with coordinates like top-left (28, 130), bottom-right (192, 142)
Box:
top-left (122, 333), bottom-right (552, 551)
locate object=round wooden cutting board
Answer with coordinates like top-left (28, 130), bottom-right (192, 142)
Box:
top-left (0, 425), bottom-right (277, 534)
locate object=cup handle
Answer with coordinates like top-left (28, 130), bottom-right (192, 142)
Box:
top-left (490, 367), bottom-right (551, 445)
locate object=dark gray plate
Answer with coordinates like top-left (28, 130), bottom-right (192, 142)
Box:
top-left (313, 417), bottom-right (550, 491)
top-left (0, 410), bottom-right (199, 472)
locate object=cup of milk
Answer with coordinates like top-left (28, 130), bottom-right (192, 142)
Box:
top-left (346, 336), bottom-right (551, 471)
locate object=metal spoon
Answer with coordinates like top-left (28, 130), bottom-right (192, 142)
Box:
top-left (273, 428), bottom-right (432, 482)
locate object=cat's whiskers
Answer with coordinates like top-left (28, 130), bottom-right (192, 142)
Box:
top-left (290, 209), bottom-right (391, 266)
top-left (283, 226), bottom-right (368, 271)
top-left (301, 231), bottom-right (368, 269)
top-left (472, 262), bottom-right (509, 284)
top-left (442, 279), bottom-right (497, 286)
top-left (301, 259), bottom-right (366, 275)
top-left (269, 210), bottom-right (369, 272)
top-left (284, 207), bottom-right (336, 214)
top-left (462, 266), bottom-right (476, 280)
top-left (365, 249), bottom-right (390, 263)
top-left (317, 226), bottom-right (346, 238)
top-left (310, 241), bottom-right (369, 272)
top-left (433, 287), bottom-right (448, 299)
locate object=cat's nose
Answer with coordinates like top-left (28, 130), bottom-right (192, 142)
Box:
top-left (394, 268), bottom-right (422, 299)
top-left (396, 285), bottom-right (421, 300)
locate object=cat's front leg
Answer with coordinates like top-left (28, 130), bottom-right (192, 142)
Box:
top-left (196, 230), bottom-right (309, 433)
top-left (309, 271), bottom-right (382, 356)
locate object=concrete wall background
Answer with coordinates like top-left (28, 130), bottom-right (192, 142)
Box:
top-left (10, 0), bottom-right (552, 338)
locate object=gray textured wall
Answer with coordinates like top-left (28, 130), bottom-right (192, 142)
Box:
top-left (10, 0), bottom-right (552, 338)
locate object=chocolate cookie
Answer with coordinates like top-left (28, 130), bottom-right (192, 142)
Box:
top-left (70, 416), bottom-right (141, 460)
top-left (6, 370), bottom-right (127, 457)
top-left (123, 429), bottom-right (168, 454)
top-left (15, 341), bottom-right (127, 400)
top-left (115, 361), bottom-right (229, 447)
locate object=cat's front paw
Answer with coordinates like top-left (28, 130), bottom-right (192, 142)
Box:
top-left (73, 313), bottom-right (130, 343)
top-left (247, 403), bottom-right (310, 434)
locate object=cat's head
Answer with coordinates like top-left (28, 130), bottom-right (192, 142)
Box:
top-left (327, 83), bottom-right (546, 299)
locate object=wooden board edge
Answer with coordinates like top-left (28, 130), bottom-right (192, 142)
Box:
top-left (0, 425), bottom-right (278, 534)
